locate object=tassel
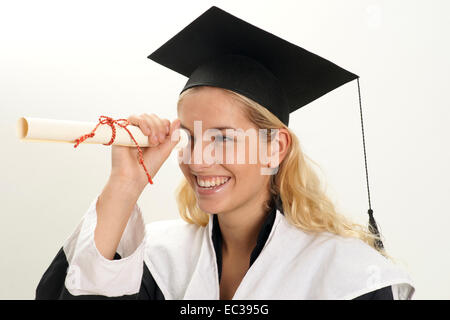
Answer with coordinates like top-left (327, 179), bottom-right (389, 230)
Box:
top-left (368, 209), bottom-right (384, 251)
top-left (357, 78), bottom-right (384, 251)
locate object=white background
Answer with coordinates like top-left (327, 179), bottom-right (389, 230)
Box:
top-left (0, 0), bottom-right (448, 299)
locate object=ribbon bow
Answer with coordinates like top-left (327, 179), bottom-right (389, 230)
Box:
top-left (73, 115), bottom-right (153, 185)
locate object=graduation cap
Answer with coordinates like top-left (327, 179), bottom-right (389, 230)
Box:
top-left (147, 6), bottom-right (384, 250)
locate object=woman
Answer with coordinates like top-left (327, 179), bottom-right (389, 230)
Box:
top-left (36, 6), bottom-right (414, 300)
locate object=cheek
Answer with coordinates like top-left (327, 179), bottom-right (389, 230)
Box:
top-left (179, 163), bottom-right (192, 182)
top-left (229, 164), bottom-right (264, 187)
top-left (221, 138), bottom-right (260, 165)
top-left (234, 166), bottom-right (271, 201)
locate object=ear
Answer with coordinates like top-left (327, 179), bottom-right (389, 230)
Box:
top-left (267, 128), bottom-right (291, 168)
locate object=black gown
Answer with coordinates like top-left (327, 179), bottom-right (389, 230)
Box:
top-left (36, 197), bottom-right (393, 300)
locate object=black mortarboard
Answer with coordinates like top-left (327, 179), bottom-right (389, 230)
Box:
top-left (147, 6), bottom-right (384, 250)
top-left (148, 6), bottom-right (357, 127)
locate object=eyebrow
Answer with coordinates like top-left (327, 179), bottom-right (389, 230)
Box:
top-left (180, 124), bottom-right (237, 132)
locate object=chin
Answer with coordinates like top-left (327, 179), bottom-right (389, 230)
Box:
top-left (197, 200), bottom-right (226, 215)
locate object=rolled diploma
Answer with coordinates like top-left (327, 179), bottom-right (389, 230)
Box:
top-left (17, 116), bottom-right (189, 148)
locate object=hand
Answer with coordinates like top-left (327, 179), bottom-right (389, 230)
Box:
top-left (109, 113), bottom-right (181, 190)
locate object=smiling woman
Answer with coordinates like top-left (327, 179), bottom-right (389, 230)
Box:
top-left (175, 86), bottom-right (407, 300)
top-left (35, 6), bottom-right (415, 300)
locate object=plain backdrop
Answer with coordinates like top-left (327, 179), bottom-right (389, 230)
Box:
top-left (0, 0), bottom-right (449, 299)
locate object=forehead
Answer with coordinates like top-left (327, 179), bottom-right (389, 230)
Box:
top-left (178, 87), bottom-right (250, 129)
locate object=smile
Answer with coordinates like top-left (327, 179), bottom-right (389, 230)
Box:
top-left (193, 175), bottom-right (231, 195)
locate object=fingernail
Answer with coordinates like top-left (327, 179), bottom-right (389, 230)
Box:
top-left (151, 135), bottom-right (158, 144)
top-left (159, 133), bottom-right (165, 141)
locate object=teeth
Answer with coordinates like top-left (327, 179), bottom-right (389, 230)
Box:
top-left (196, 176), bottom-right (230, 188)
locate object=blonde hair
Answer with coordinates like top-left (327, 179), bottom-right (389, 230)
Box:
top-left (175, 86), bottom-right (390, 259)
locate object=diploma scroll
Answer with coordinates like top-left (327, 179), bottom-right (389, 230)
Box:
top-left (17, 116), bottom-right (189, 148)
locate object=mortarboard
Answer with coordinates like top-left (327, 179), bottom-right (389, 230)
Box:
top-left (147, 6), bottom-right (384, 250)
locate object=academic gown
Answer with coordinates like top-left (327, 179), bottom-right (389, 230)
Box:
top-left (36, 195), bottom-right (415, 300)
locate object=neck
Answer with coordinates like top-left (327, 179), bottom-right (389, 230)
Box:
top-left (217, 191), bottom-right (271, 257)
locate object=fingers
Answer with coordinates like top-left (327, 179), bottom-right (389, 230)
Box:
top-left (127, 113), bottom-right (172, 147)
top-left (143, 114), bottom-right (168, 144)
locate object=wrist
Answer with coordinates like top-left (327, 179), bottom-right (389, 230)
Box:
top-left (107, 174), bottom-right (147, 197)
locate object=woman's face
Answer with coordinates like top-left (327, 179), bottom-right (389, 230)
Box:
top-left (178, 86), bottom-right (272, 215)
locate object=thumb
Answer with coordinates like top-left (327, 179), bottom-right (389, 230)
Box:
top-left (167, 119), bottom-right (183, 150)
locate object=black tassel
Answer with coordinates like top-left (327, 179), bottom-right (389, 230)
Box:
top-left (368, 209), bottom-right (384, 251)
top-left (357, 78), bottom-right (384, 251)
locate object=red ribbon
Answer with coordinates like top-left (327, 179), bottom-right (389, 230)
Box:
top-left (73, 115), bottom-right (153, 185)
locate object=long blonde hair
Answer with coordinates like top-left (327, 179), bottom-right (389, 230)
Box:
top-left (175, 86), bottom-right (389, 259)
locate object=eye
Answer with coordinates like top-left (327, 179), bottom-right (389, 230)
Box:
top-left (213, 135), bottom-right (233, 143)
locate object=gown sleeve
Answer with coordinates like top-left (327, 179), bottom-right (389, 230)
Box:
top-left (35, 195), bottom-right (165, 300)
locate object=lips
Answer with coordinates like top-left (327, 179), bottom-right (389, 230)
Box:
top-left (193, 174), bottom-right (232, 195)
